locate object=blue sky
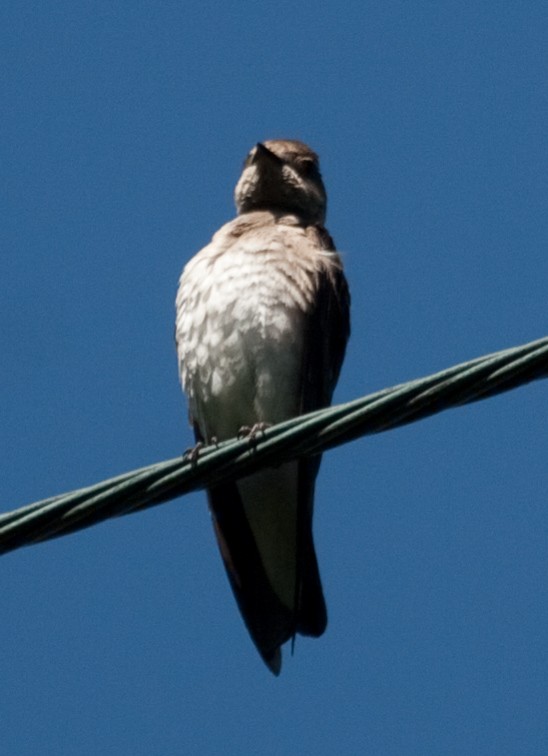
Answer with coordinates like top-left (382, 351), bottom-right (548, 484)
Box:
top-left (1, 1), bottom-right (547, 754)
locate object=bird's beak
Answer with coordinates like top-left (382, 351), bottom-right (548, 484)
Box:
top-left (251, 142), bottom-right (282, 166)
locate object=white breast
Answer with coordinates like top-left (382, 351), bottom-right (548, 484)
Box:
top-left (176, 235), bottom-right (310, 442)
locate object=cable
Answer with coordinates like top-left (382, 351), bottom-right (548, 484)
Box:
top-left (1, 335), bottom-right (546, 556)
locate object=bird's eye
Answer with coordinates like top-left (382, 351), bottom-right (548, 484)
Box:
top-left (299, 159), bottom-right (317, 176)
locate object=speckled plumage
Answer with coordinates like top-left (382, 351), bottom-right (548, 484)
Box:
top-left (175, 140), bottom-right (350, 674)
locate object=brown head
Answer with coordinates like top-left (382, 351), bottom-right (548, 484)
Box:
top-left (234, 139), bottom-right (327, 225)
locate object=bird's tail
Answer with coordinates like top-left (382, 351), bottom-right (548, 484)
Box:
top-left (207, 458), bottom-right (326, 674)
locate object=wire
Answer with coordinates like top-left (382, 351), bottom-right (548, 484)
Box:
top-left (1, 335), bottom-right (546, 556)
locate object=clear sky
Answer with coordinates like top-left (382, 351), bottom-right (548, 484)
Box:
top-left (2, 2), bottom-right (547, 754)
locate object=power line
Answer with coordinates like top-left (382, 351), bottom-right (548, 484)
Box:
top-left (1, 335), bottom-right (546, 556)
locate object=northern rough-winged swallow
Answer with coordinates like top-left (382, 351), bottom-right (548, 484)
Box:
top-left (175, 139), bottom-right (350, 674)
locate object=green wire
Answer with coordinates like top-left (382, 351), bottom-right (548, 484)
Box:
top-left (1, 336), bottom-right (546, 555)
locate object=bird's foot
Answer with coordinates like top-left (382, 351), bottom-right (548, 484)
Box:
top-left (182, 437), bottom-right (218, 465)
top-left (237, 422), bottom-right (271, 443)
top-left (183, 441), bottom-right (204, 464)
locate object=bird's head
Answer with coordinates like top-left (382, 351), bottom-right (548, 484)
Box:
top-left (234, 139), bottom-right (327, 225)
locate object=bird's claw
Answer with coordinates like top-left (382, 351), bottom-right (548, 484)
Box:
top-left (237, 422), bottom-right (271, 442)
top-left (183, 436), bottom-right (219, 465)
top-left (183, 441), bottom-right (204, 464)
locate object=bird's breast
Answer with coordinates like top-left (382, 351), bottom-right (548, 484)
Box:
top-left (177, 238), bottom-right (314, 441)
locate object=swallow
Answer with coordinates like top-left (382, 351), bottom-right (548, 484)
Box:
top-left (175, 139), bottom-right (350, 673)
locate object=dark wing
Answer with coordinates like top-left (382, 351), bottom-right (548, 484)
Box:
top-left (294, 237), bottom-right (350, 635)
top-left (300, 246), bottom-right (350, 413)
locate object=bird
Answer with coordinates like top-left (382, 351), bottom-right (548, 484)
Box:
top-left (175, 139), bottom-right (350, 674)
